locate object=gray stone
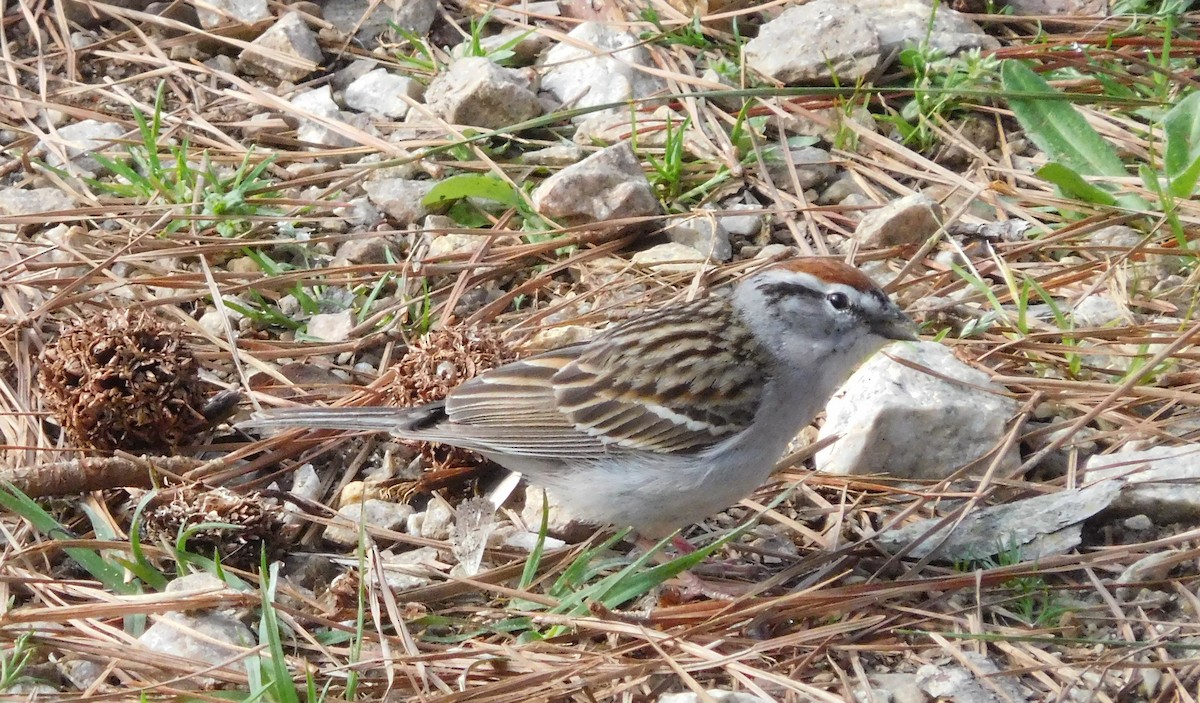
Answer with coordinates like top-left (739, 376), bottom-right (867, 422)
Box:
top-left (378, 546), bottom-right (443, 591)
top-left (1072, 293), bottom-right (1127, 328)
top-left (658, 692), bottom-right (770, 703)
top-left (333, 235), bottom-right (394, 266)
top-left (818, 342), bottom-right (1020, 480)
top-left (195, 0), bottom-right (269, 29)
top-left (61, 0), bottom-right (154, 26)
top-left (324, 499), bottom-right (415, 546)
top-left (0, 187), bottom-right (76, 215)
top-left (846, 0), bottom-right (998, 57)
top-left (917, 653), bottom-right (1029, 702)
top-left (238, 12), bottom-right (322, 81)
top-left (425, 57), bottom-right (542, 129)
top-left (718, 204), bottom-right (763, 238)
top-left (323, 0), bottom-right (436, 47)
top-left (768, 146), bottom-right (836, 190)
top-left (1123, 514), bottom-right (1153, 531)
top-left (1085, 446), bottom-right (1200, 522)
top-left (307, 310), bottom-right (354, 342)
top-left (521, 490), bottom-right (605, 544)
top-left (1003, 0), bottom-right (1106, 14)
top-left (332, 197), bottom-right (382, 229)
top-left (866, 674), bottom-right (925, 703)
top-left (819, 173), bottom-right (867, 205)
top-left (854, 193), bottom-right (944, 248)
top-left (452, 28), bottom-right (551, 66)
top-left (45, 119), bottom-right (125, 174)
top-left (876, 479), bottom-right (1121, 562)
top-left (138, 612), bottom-right (254, 688)
top-left (541, 22), bottom-right (666, 118)
top-left (665, 214), bottom-right (732, 261)
top-left (744, 0), bottom-right (880, 85)
top-left (362, 178), bottom-right (436, 224)
top-left (410, 498), bottom-right (454, 540)
top-left (344, 68), bottom-right (424, 119)
top-left (630, 242), bottom-right (706, 273)
top-left (531, 142), bottom-right (659, 225)
top-left (290, 86), bottom-right (355, 148)
top-left (1088, 224), bottom-right (1143, 250)
top-left (522, 143), bottom-right (585, 167)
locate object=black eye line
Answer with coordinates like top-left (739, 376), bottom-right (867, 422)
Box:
top-left (757, 281), bottom-right (823, 307)
top-left (758, 281), bottom-right (870, 319)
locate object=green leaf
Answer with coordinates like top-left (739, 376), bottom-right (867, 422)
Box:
top-left (0, 482), bottom-right (137, 594)
top-left (1163, 91), bottom-right (1200, 197)
top-left (1036, 162), bottom-right (1117, 206)
top-left (1001, 60), bottom-right (1127, 178)
top-left (422, 174), bottom-right (522, 208)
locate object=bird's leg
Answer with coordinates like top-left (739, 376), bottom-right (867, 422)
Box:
top-left (634, 535), bottom-right (755, 601)
top-left (667, 533), bottom-right (765, 579)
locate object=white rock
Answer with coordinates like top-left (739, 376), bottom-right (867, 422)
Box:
top-left (522, 143), bottom-right (586, 166)
top-left (766, 146), bottom-right (836, 190)
top-left (718, 203), bottom-right (763, 237)
top-left (323, 499), bottom-right (414, 546)
top-left (426, 232), bottom-right (484, 258)
top-left (238, 12), bottom-right (323, 82)
top-left (138, 612), bottom-right (254, 688)
top-left (0, 186), bottom-right (76, 215)
top-left (917, 653), bottom-right (1029, 701)
top-left (195, 0), bottom-right (269, 29)
top-left (344, 68), bottom-right (423, 119)
top-left (541, 22), bottom-right (665, 118)
top-left (1071, 293), bottom-right (1127, 328)
top-left (425, 57), bottom-right (542, 129)
top-left (520, 488), bottom-right (595, 543)
top-left (818, 342), bottom-right (1020, 480)
top-left (1085, 446), bottom-right (1200, 521)
top-left (631, 242), bottom-right (707, 273)
top-left (845, 0), bottom-right (998, 56)
top-left (362, 178), bottom-right (436, 224)
top-left (854, 193), bottom-right (944, 248)
top-left (291, 86), bottom-right (355, 148)
top-left (744, 0), bottom-right (881, 85)
top-left (414, 498), bottom-right (454, 540)
top-left (665, 214), bottom-right (731, 261)
top-left (658, 691), bottom-right (770, 703)
top-left (306, 310), bottom-right (354, 342)
top-left (323, 0), bottom-right (436, 47)
top-left (45, 119), bottom-right (125, 174)
top-left (500, 528), bottom-right (566, 552)
top-left (531, 142), bottom-right (659, 224)
top-left (378, 546), bottom-right (445, 591)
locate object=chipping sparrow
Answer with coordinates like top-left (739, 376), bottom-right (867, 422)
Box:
top-left (248, 259), bottom-right (916, 538)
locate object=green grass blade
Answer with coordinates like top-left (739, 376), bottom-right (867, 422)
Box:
top-left (0, 482), bottom-right (136, 594)
top-left (422, 174), bottom-right (522, 208)
top-left (1036, 163), bottom-right (1117, 205)
top-left (1163, 91), bottom-right (1200, 197)
top-left (1000, 60), bottom-right (1127, 178)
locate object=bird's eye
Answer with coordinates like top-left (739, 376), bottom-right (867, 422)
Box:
top-left (826, 292), bottom-right (851, 311)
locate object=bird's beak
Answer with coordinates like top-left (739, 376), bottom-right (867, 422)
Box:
top-left (872, 308), bottom-right (919, 342)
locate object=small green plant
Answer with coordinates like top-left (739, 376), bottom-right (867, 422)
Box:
top-left (248, 558), bottom-right (302, 703)
top-left (638, 7), bottom-right (711, 49)
top-left (0, 631), bottom-right (37, 692)
top-left (954, 539), bottom-right (1068, 628)
top-left (1001, 59), bottom-right (1150, 214)
top-left (884, 46), bottom-right (1002, 152)
top-left (460, 10), bottom-right (529, 66)
top-left (392, 25), bottom-right (439, 74)
top-left (88, 83), bottom-right (278, 237)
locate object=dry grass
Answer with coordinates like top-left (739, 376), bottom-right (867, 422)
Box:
top-left (1, 1), bottom-right (1199, 700)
